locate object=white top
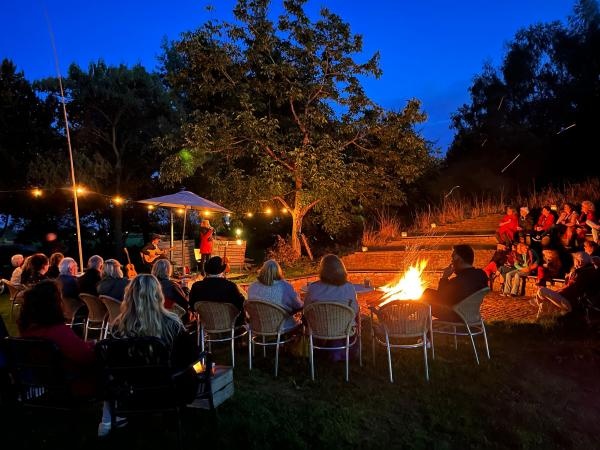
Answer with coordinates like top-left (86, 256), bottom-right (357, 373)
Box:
top-left (304, 281), bottom-right (359, 314)
top-left (247, 279), bottom-right (303, 330)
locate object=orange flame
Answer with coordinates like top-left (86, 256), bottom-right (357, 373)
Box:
top-left (378, 259), bottom-right (428, 307)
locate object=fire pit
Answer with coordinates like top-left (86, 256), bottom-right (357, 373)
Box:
top-left (378, 259), bottom-right (429, 307)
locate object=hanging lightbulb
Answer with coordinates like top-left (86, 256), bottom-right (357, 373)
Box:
top-left (235, 228), bottom-right (242, 237)
top-left (113, 196), bottom-right (124, 205)
top-left (281, 208), bottom-right (288, 214)
top-left (265, 207), bottom-right (273, 215)
top-left (246, 212), bottom-right (254, 218)
top-left (177, 208), bottom-right (185, 215)
top-left (32, 188), bottom-right (43, 198)
top-left (147, 205), bottom-right (155, 210)
top-left (75, 186), bottom-right (86, 195)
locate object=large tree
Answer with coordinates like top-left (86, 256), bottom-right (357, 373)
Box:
top-left (159, 0), bottom-right (433, 256)
top-left (34, 61), bottom-right (178, 249)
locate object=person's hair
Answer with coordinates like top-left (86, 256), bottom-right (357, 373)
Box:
top-left (582, 200), bottom-right (595, 212)
top-left (453, 244), bottom-right (475, 265)
top-left (506, 206), bottom-right (514, 213)
top-left (520, 206), bottom-right (529, 214)
top-left (58, 257), bottom-right (77, 275)
top-left (257, 259), bottom-right (284, 286)
top-left (151, 259), bottom-right (172, 280)
top-left (49, 252), bottom-right (64, 267)
top-left (17, 280), bottom-right (65, 332)
top-left (87, 255), bottom-right (104, 270)
top-left (318, 254), bottom-right (348, 286)
top-left (573, 251), bottom-right (592, 268)
top-left (23, 253), bottom-right (49, 273)
top-left (563, 202), bottom-right (573, 211)
top-left (103, 259), bottom-right (123, 279)
top-left (11, 254), bottom-right (24, 267)
top-left (584, 240), bottom-right (598, 251)
top-left (113, 274), bottom-right (182, 346)
top-left (542, 205), bottom-right (551, 213)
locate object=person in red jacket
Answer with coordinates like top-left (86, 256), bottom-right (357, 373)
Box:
top-left (495, 206), bottom-right (519, 247)
top-left (198, 219), bottom-right (215, 277)
top-left (531, 206), bottom-right (556, 242)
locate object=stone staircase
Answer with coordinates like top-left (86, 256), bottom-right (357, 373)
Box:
top-left (343, 213), bottom-right (501, 272)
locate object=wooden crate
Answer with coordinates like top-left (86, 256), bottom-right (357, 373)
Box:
top-left (188, 365), bottom-right (234, 409)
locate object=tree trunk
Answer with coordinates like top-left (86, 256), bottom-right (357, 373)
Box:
top-left (291, 185), bottom-right (303, 258)
top-left (113, 139), bottom-right (124, 254)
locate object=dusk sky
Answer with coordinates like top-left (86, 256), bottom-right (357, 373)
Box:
top-left (1, 0), bottom-right (574, 152)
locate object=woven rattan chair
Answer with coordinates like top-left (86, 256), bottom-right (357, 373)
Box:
top-left (99, 295), bottom-right (122, 338)
top-left (61, 296), bottom-right (87, 329)
top-left (194, 301), bottom-right (247, 368)
top-left (303, 302), bottom-right (361, 382)
top-left (432, 287), bottom-right (491, 364)
top-left (79, 293), bottom-right (107, 341)
top-left (245, 299), bottom-right (302, 376)
top-left (2, 279), bottom-right (25, 319)
top-left (370, 301), bottom-right (433, 382)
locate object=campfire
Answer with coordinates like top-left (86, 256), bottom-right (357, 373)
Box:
top-left (378, 259), bottom-right (429, 307)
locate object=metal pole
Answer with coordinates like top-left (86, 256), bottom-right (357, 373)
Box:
top-left (170, 210), bottom-right (174, 261)
top-left (182, 208), bottom-right (188, 271)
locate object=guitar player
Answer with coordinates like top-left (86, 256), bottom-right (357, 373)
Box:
top-left (141, 234), bottom-right (169, 269)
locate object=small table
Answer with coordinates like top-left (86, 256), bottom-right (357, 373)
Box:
top-left (299, 283), bottom-right (375, 295)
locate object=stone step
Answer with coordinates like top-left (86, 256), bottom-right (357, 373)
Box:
top-left (388, 234), bottom-right (497, 247)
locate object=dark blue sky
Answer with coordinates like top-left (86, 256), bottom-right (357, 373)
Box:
top-left (1, 0), bottom-right (574, 151)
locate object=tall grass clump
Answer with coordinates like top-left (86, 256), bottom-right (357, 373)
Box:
top-left (362, 210), bottom-right (403, 246)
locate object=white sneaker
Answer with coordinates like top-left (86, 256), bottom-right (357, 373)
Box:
top-left (98, 417), bottom-right (128, 437)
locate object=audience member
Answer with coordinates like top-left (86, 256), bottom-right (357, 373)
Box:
top-left (47, 252), bottom-right (65, 279)
top-left (531, 206), bottom-right (556, 243)
top-left (516, 206), bottom-right (534, 242)
top-left (502, 243), bottom-right (540, 297)
top-left (78, 255), bottom-right (104, 296)
top-left (555, 203), bottom-right (578, 247)
top-left (20, 253), bottom-right (49, 286)
top-left (575, 200), bottom-right (599, 246)
top-left (97, 259), bottom-right (129, 301)
top-left (9, 254), bottom-right (24, 285)
top-left (305, 254), bottom-right (358, 314)
top-left (248, 259), bottom-right (303, 331)
top-left (495, 206), bottom-right (519, 247)
top-left (56, 257), bottom-right (80, 300)
top-left (151, 259), bottom-right (189, 311)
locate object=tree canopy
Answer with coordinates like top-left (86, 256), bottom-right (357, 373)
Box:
top-left (159, 0), bottom-right (433, 255)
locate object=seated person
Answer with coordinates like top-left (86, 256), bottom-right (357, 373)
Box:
top-left (531, 206), bottom-right (556, 242)
top-left (78, 255), bottom-right (104, 296)
top-left (47, 252), bottom-right (65, 279)
top-left (502, 242), bottom-right (540, 297)
top-left (56, 257), bottom-right (80, 300)
top-left (534, 252), bottom-right (600, 315)
top-left (189, 256), bottom-right (246, 325)
top-left (555, 203), bottom-right (578, 247)
top-left (304, 254), bottom-right (358, 315)
top-left (20, 253), bottom-right (49, 286)
top-left (583, 240), bottom-right (600, 268)
top-left (97, 259), bottom-right (129, 301)
top-left (248, 259), bottom-right (303, 331)
top-left (495, 207), bottom-right (519, 247)
top-left (421, 245), bottom-right (488, 321)
top-left (516, 206), bottom-right (534, 242)
top-left (536, 248), bottom-right (564, 287)
top-left (575, 200), bottom-right (600, 247)
top-left (151, 259), bottom-right (189, 312)
top-left (482, 244), bottom-right (510, 288)
top-left (10, 254), bottom-right (25, 285)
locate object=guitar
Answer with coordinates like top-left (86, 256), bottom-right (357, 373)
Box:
top-left (222, 240), bottom-right (231, 277)
top-left (142, 247), bottom-right (174, 264)
top-left (123, 248), bottom-right (137, 279)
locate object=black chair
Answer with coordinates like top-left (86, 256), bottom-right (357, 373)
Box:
top-left (2, 336), bottom-right (92, 410)
top-left (95, 337), bottom-right (201, 446)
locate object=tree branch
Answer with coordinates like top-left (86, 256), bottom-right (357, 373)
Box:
top-left (301, 198), bottom-right (321, 217)
top-left (272, 196), bottom-right (292, 211)
top-left (263, 143), bottom-right (295, 172)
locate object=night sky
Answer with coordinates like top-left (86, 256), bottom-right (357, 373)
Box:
top-left (1, 0), bottom-right (574, 152)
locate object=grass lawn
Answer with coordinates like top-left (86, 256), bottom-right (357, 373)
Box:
top-left (1, 291), bottom-right (599, 449)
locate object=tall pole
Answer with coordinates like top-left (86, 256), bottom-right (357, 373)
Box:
top-left (45, 10), bottom-right (84, 270)
top-left (181, 207), bottom-right (188, 272)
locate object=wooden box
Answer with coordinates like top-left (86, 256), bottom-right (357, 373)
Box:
top-left (188, 365), bottom-right (234, 409)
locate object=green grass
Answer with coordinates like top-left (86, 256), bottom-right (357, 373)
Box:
top-left (2, 293), bottom-right (599, 449)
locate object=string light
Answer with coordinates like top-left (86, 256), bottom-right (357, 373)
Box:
top-left (265, 207), bottom-right (273, 215)
top-left (246, 212), bottom-right (253, 218)
top-left (236, 239), bottom-right (243, 245)
top-left (202, 210), bottom-right (211, 217)
top-left (147, 205), bottom-right (155, 210)
top-left (112, 196), bottom-right (124, 205)
top-left (177, 208), bottom-right (185, 215)
top-left (235, 228), bottom-right (242, 236)
top-left (75, 186), bottom-right (86, 195)
top-left (32, 188), bottom-right (43, 198)
top-left (281, 208), bottom-right (288, 214)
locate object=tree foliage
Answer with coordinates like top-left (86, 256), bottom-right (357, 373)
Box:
top-left (159, 0), bottom-right (433, 255)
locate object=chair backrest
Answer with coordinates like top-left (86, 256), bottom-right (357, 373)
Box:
top-left (303, 302), bottom-right (356, 339)
top-left (79, 293), bottom-right (107, 322)
top-left (375, 301), bottom-right (430, 337)
top-left (99, 295), bottom-right (122, 324)
top-left (61, 296), bottom-right (86, 321)
top-left (2, 337), bottom-right (73, 408)
top-left (2, 279), bottom-right (25, 301)
top-left (245, 300), bottom-right (289, 334)
top-left (95, 337), bottom-right (189, 411)
top-left (194, 302), bottom-right (240, 332)
top-left (452, 287), bottom-right (491, 325)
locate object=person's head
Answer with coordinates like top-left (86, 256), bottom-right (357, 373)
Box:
top-left (318, 254), bottom-right (348, 286)
top-left (519, 206), bottom-right (529, 216)
top-left (581, 200), bottom-right (595, 213)
top-left (573, 251), bottom-right (592, 269)
top-left (24, 253), bottom-right (50, 275)
top-left (151, 233), bottom-right (161, 245)
top-left (58, 257), bottom-right (78, 276)
top-left (103, 259), bottom-right (124, 279)
top-left (151, 259), bottom-right (172, 280)
top-left (11, 254), bottom-right (24, 268)
top-left (257, 259), bottom-right (284, 286)
top-left (583, 240), bottom-right (598, 255)
top-left (201, 220), bottom-right (211, 228)
top-left (49, 252), bottom-right (64, 267)
top-left (506, 206), bottom-right (515, 215)
top-left (116, 274), bottom-right (180, 344)
top-left (542, 206), bottom-right (551, 216)
top-left (17, 280), bottom-right (64, 332)
top-left (563, 203), bottom-right (573, 213)
top-left (452, 244), bottom-right (475, 268)
top-left (516, 242), bottom-right (529, 255)
top-left (87, 255), bottom-right (104, 272)
top-left (204, 256), bottom-right (227, 276)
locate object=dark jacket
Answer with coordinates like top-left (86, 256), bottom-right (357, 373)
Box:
top-left (97, 277), bottom-right (129, 301)
top-left (189, 277), bottom-right (245, 325)
top-left (57, 274), bottom-right (80, 300)
top-left (77, 269), bottom-right (101, 296)
top-left (437, 267), bottom-right (489, 307)
top-left (560, 265), bottom-right (600, 303)
top-left (158, 278), bottom-right (189, 310)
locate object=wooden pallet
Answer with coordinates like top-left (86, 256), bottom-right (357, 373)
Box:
top-left (188, 365), bottom-right (234, 409)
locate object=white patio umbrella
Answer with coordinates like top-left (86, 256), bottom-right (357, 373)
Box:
top-left (138, 190), bottom-right (232, 270)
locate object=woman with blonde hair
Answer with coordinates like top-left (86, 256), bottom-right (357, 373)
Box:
top-left (99, 274), bottom-right (196, 436)
top-left (151, 259), bottom-right (189, 313)
top-left (97, 259), bottom-right (129, 301)
top-left (247, 259), bottom-right (303, 330)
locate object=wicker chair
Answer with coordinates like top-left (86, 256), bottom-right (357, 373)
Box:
top-left (194, 302), bottom-right (247, 368)
top-left (2, 279), bottom-right (25, 319)
top-left (245, 300), bottom-right (302, 376)
top-left (303, 302), bottom-right (361, 382)
top-left (99, 295), bottom-right (122, 338)
top-left (431, 287), bottom-right (491, 364)
top-left (79, 293), bottom-right (107, 341)
top-left (61, 296), bottom-right (87, 329)
top-left (370, 301), bottom-right (433, 382)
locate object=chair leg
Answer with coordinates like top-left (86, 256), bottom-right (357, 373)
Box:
top-left (248, 330), bottom-right (253, 371)
top-left (230, 328), bottom-right (235, 368)
top-left (481, 321), bottom-right (491, 359)
top-left (200, 326), bottom-right (205, 352)
top-left (345, 334), bottom-right (350, 382)
top-left (453, 326), bottom-right (457, 349)
top-left (359, 332), bottom-right (363, 367)
top-left (309, 335), bottom-right (315, 381)
top-left (423, 332), bottom-right (429, 381)
top-left (275, 332), bottom-right (281, 377)
top-left (429, 311), bottom-right (435, 360)
top-left (385, 334), bottom-right (393, 383)
top-left (371, 328), bottom-right (376, 367)
top-left (262, 336), bottom-right (266, 357)
top-left (465, 324), bottom-right (480, 364)
top-left (84, 319), bottom-right (89, 341)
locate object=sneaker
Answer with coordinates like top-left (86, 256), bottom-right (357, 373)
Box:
top-left (98, 417), bottom-right (128, 437)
